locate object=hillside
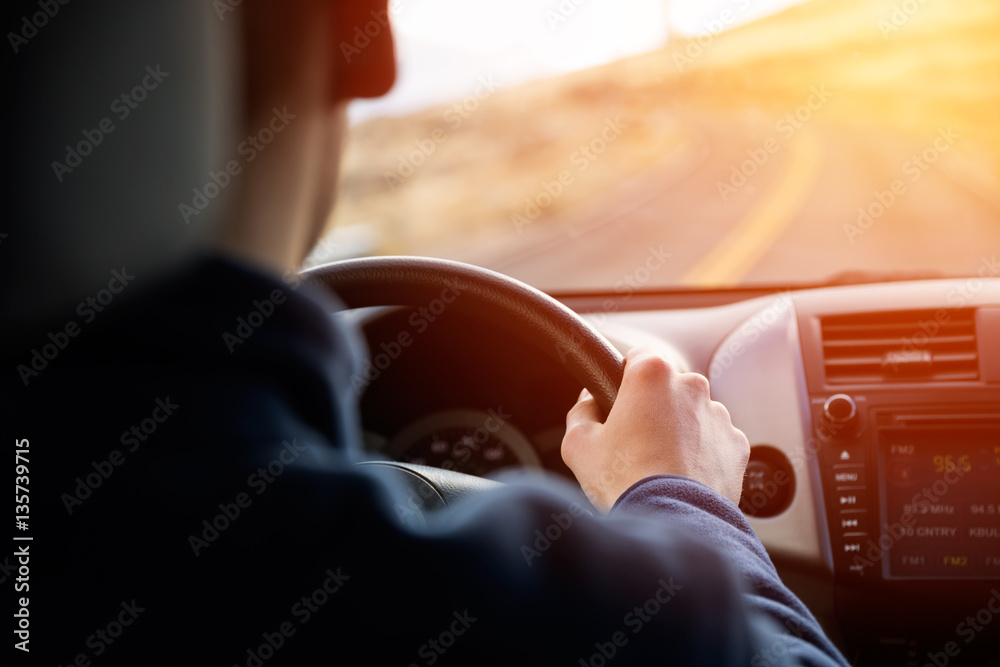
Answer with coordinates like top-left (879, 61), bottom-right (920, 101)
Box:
top-left (326, 0), bottom-right (1000, 259)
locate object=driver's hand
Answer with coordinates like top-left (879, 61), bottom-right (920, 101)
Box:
top-left (561, 347), bottom-right (750, 512)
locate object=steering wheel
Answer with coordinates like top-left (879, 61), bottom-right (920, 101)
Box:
top-left (303, 256), bottom-right (624, 511)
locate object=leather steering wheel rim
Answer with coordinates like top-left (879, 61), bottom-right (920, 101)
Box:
top-left (303, 256), bottom-right (624, 419)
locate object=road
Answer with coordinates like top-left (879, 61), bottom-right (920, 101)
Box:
top-left (442, 114), bottom-right (1000, 292)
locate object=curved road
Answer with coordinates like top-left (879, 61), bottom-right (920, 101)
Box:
top-left (449, 114), bottom-right (1000, 292)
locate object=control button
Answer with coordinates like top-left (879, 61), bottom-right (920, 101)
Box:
top-left (889, 462), bottom-right (915, 485)
top-left (831, 445), bottom-right (863, 465)
top-left (893, 551), bottom-right (931, 575)
top-left (822, 394), bottom-right (859, 436)
top-left (982, 555), bottom-right (1000, 571)
top-left (739, 446), bottom-right (795, 518)
top-left (838, 493), bottom-right (860, 507)
top-left (832, 465), bottom-right (866, 487)
top-left (745, 460), bottom-right (772, 492)
top-left (842, 541), bottom-right (863, 553)
top-left (939, 554), bottom-right (971, 570)
top-left (838, 511), bottom-right (868, 533)
top-left (824, 394), bottom-right (857, 423)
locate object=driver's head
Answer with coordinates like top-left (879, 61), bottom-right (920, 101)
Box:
top-left (2, 0), bottom-right (396, 334)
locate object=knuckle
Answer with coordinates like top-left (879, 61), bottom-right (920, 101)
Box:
top-left (560, 424), bottom-right (591, 461)
top-left (682, 371), bottom-right (711, 395)
top-left (734, 429), bottom-right (750, 461)
top-left (711, 399), bottom-right (733, 420)
top-left (627, 352), bottom-right (674, 383)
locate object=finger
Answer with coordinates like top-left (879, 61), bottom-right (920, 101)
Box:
top-left (710, 399), bottom-right (734, 423)
top-left (624, 344), bottom-right (658, 364)
top-left (618, 346), bottom-right (677, 406)
top-left (566, 387), bottom-right (602, 431)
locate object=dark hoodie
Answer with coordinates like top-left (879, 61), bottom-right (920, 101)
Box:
top-left (4, 254), bottom-right (848, 666)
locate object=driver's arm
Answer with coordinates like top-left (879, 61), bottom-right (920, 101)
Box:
top-left (562, 346), bottom-right (850, 666)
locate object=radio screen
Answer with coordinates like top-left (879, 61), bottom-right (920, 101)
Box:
top-left (880, 437), bottom-right (1000, 579)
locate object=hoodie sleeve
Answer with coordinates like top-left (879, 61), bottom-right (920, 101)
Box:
top-left (611, 474), bottom-right (850, 667)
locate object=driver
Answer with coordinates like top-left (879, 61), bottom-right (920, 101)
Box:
top-left (3, 0), bottom-right (849, 665)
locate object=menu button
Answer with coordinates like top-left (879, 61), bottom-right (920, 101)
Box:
top-left (833, 467), bottom-right (866, 486)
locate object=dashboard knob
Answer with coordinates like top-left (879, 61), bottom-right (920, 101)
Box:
top-left (822, 394), bottom-right (859, 435)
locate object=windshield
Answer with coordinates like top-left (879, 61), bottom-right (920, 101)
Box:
top-left (322, 0), bottom-right (1000, 293)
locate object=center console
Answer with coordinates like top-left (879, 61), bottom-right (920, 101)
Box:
top-left (798, 302), bottom-right (1000, 664)
top-left (816, 397), bottom-right (1000, 583)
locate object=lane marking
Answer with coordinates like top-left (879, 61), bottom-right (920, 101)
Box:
top-left (680, 129), bottom-right (824, 286)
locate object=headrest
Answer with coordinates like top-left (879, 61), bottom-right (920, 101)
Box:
top-left (2, 0), bottom-right (243, 336)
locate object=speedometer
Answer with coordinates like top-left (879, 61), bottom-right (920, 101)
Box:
top-left (386, 409), bottom-right (541, 477)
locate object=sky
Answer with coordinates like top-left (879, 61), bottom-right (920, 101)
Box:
top-left (348, 0), bottom-right (809, 124)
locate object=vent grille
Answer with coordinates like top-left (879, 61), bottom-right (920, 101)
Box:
top-left (821, 309), bottom-right (979, 384)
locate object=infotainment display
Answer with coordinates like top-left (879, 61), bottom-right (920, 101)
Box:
top-left (879, 436), bottom-right (1000, 579)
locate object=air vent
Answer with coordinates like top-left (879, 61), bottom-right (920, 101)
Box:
top-left (821, 309), bottom-right (979, 384)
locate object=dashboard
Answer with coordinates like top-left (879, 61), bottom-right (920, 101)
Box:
top-left (352, 278), bottom-right (1000, 665)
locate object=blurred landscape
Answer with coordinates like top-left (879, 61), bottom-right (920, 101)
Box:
top-left (325, 0), bottom-right (1000, 288)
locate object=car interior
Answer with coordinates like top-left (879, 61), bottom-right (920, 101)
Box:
top-left (7, 0), bottom-right (998, 664)
top-left (317, 0), bottom-right (1000, 664)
